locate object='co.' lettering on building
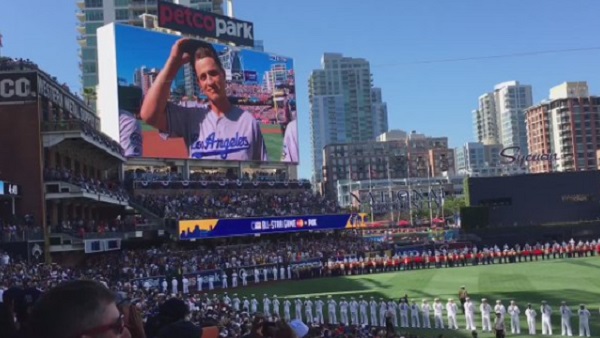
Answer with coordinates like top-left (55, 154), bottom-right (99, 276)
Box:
top-left (158, 1), bottom-right (254, 47)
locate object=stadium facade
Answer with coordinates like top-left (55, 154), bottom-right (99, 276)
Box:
top-left (466, 170), bottom-right (600, 227)
top-left (0, 60), bottom-right (135, 258)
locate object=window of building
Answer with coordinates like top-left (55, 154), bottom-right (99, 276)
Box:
top-left (87, 36), bottom-right (97, 47)
top-left (114, 0), bottom-right (128, 6)
top-left (85, 9), bottom-right (104, 21)
top-left (85, 22), bottom-right (103, 35)
top-left (85, 0), bottom-right (103, 7)
top-left (83, 62), bottom-right (97, 74)
top-left (81, 48), bottom-right (96, 60)
top-left (115, 9), bottom-right (129, 20)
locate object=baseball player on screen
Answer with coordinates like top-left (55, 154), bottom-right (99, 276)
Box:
top-left (119, 109), bottom-right (143, 157)
top-left (118, 85), bottom-right (143, 157)
top-left (282, 118), bottom-right (298, 163)
top-left (140, 38), bottom-right (267, 161)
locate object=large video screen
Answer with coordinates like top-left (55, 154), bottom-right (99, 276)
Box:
top-left (110, 24), bottom-right (298, 163)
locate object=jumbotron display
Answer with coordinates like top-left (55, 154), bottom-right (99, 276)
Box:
top-left (98, 24), bottom-right (298, 163)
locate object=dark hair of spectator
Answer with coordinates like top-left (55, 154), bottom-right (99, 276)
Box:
top-left (27, 280), bottom-right (117, 338)
top-left (273, 321), bottom-right (296, 338)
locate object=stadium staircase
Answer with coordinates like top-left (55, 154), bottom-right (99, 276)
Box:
top-left (128, 199), bottom-right (165, 227)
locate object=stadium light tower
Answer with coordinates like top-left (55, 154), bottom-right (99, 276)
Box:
top-left (227, 0), bottom-right (235, 18)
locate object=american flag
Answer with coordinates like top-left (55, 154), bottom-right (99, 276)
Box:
top-left (0, 33), bottom-right (3, 48)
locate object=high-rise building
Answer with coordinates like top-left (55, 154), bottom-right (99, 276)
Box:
top-left (495, 81), bottom-right (533, 153)
top-left (77, 0), bottom-right (224, 99)
top-left (473, 81), bottom-right (533, 151)
top-left (133, 66), bottom-right (159, 95)
top-left (526, 82), bottom-right (600, 173)
top-left (309, 53), bottom-right (388, 183)
top-left (473, 92), bottom-right (500, 145)
top-left (371, 88), bottom-right (388, 138)
top-left (310, 94), bottom-right (347, 184)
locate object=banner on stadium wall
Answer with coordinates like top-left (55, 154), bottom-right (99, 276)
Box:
top-left (289, 258), bottom-right (322, 269)
top-left (183, 269), bottom-right (224, 289)
top-left (84, 238), bottom-right (122, 254)
top-left (179, 214), bottom-right (362, 240)
top-left (131, 275), bottom-right (165, 290)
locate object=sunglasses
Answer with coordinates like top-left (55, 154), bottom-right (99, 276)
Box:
top-left (74, 313), bottom-right (125, 337)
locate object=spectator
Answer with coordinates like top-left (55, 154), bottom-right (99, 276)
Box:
top-left (27, 280), bottom-right (123, 338)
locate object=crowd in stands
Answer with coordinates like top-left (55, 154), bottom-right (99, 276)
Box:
top-left (227, 83), bottom-right (271, 101)
top-left (0, 214), bottom-right (41, 242)
top-left (44, 167), bottom-right (129, 202)
top-left (43, 113), bottom-right (123, 156)
top-left (51, 216), bottom-right (150, 237)
top-left (1, 233), bottom-right (599, 338)
top-left (136, 190), bottom-right (339, 220)
top-left (127, 169), bottom-right (303, 183)
top-left (0, 57), bottom-right (39, 71)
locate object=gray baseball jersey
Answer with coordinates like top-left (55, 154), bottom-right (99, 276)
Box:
top-left (163, 102), bottom-right (268, 161)
top-left (282, 119), bottom-right (298, 163)
top-left (119, 109), bottom-right (143, 157)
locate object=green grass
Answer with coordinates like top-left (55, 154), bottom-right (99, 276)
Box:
top-left (141, 121), bottom-right (155, 132)
top-left (223, 257), bottom-right (600, 338)
top-left (262, 128), bottom-right (284, 162)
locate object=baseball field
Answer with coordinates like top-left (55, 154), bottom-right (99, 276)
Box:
top-left (230, 257), bottom-right (600, 338)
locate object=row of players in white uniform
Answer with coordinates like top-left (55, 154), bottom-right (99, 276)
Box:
top-left (153, 266), bottom-right (294, 294)
top-left (210, 294), bottom-right (592, 337)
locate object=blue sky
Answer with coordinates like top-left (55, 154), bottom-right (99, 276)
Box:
top-left (2, 0), bottom-right (600, 179)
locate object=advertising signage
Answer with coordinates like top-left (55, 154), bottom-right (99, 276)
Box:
top-left (106, 24), bottom-right (298, 163)
top-left (0, 181), bottom-right (19, 196)
top-left (158, 1), bottom-right (254, 47)
top-left (0, 72), bottom-right (38, 104)
top-left (179, 214), bottom-right (364, 240)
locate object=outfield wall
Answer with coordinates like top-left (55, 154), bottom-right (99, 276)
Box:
top-left (467, 171), bottom-right (600, 228)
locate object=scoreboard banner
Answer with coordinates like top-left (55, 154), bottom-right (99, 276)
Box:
top-left (179, 214), bottom-right (362, 240)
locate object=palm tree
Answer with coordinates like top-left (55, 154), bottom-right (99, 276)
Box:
top-left (82, 87), bottom-right (97, 108)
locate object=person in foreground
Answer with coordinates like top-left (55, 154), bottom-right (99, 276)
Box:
top-left (26, 280), bottom-right (127, 338)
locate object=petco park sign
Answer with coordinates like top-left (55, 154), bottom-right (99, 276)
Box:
top-left (158, 1), bottom-right (254, 47)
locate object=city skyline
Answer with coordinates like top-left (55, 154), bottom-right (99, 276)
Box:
top-left (3, 0), bottom-right (600, 178)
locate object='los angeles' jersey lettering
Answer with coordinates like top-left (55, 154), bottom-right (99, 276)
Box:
top-left (190, 132), bottom-right (251, 159)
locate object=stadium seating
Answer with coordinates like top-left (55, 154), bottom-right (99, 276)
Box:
top-left (127, 169), bottom-right (336, 220)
